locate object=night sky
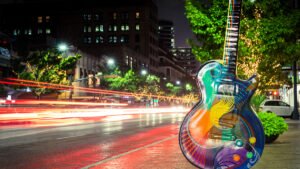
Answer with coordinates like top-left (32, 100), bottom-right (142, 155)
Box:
top-left (156, 0), bottom-right (196, 48)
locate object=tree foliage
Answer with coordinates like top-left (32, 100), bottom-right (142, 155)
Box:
top-left (185, 0), bottom-right (300, 90)
top-left (106, 69), bottom-right (140, 92)
top-left (138, 74), bottom-right (163, 95)
top-left (166, 82), bottom-right (182, 96)
top-left (16, 49), bottom-right (81, 98)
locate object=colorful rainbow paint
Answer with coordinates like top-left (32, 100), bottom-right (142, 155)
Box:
top-left (179, 0), bottom-right (265, 168)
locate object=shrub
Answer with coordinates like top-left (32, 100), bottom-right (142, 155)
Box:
top-left (257, 112), bottom-right (288, 136)
top-left (250, 94), bottom-right (266, 112)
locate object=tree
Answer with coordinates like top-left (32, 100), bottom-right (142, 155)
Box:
top-left (106, 69), bottom-right (140, 92)
top-left (15, 49), bottom-right (81, 99)
top-left (166, 82), bottom-right (182, 96)
top-left (185, 0), bottom-right (300, 90)
top-left (139, 75), bottom-right (162, 94)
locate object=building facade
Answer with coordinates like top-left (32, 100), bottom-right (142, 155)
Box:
top-left (0, 0), bottom-right (160, 79)
top-left (158, 48), bottom-right (186, 83)
top-left (170, 47), bottom-right (200, 77)
top-left (158, 20), bottom-right (175, 50)
top-left (0, 32), bottom-right (12, 79)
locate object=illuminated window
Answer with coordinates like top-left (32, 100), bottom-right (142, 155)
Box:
top-left (135, 24), bottom-right (140, 31)
top-left (99, 25), bottom-right (104, 32)
top-left (83, 37), bottom-right (92, 44)
top-left (88, 26), bottom-right (92, 32)
top-left (113, 36), bottom-right (117, 43)
top-left (113, 12), bottom-right (117, 20)
top-left (113, 25), bottom-right (117, 31)
top-left (83, 26), bottom-right (87, 32)
top-left (125, 55), bottom-right (129, 65)
top-left (28, 29), bottom-right (32, 35)
top-left (46, 28), bottom-right (51, 34)
top-left (46, 16), bottom-right (50, 22)
top-left (95, 26), bottom-right (99, 32)
top-left (87, 37), bottom-right (92, 43)
top-left (129, 57), bottom-right (133, 68)
top-left (37, 16), bottom-right (43, 23)
top-left (135, 12), bottom-right (140, 19)
top-left (109, 25), bottom-right (117, 32)
top-left (120, 35), bottom-right (129, 43)
top-left (87, 14), bottom-right (92, 20)
top-left (120, 24), bottom-right (130, 31)
top-left (95, 36), bottom-right (104, 44)
top-left (37, 29), bottom-right (43, 34)
top-left (13, 29), bottom-right (21, 36)
top-left (108, 36), bottom-right (118, 43)
top-left (24, 30), bottom-right (28, 35)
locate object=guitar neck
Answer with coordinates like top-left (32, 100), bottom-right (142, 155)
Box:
top-left (222, 0), bottom-right (242, 79)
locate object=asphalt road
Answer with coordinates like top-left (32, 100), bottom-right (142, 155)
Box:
top-left (1, 109), bottom-right (299, 169)
top-left (0, 112), bottom-right (186, 169)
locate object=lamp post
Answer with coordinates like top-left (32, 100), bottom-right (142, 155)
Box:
top-left (58, 43), bottom-right (74, 101)
top-left (292, 61), bottom-right (299, 120)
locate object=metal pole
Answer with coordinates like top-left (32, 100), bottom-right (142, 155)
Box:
top-left (292, 61), bottom-right (299, 120)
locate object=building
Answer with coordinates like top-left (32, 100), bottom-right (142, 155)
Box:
top-left (170, 47), bottom-right (200, 77)
top-left (158, 20), bottom-right (175, 50)
top-left (0, 0), bottom-right (160, 79)
top-left (158, 48), bottom-right (185, 83)
top-left (0, 32), bottom-right (12, 79)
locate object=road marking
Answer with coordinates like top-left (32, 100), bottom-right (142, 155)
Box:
top-left (81, 135), bottom-right (177, 169)
top-left (57, 134), bottom-right (85, 140)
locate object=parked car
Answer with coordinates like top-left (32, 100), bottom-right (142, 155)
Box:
top-left (260, 100), bottom-right (293, 117)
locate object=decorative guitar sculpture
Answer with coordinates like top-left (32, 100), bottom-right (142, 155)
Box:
top-left (179, 0), bottom-right (265, 168)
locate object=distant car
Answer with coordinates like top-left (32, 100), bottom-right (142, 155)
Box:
top-left (260, 100), bottom-right (293, 117)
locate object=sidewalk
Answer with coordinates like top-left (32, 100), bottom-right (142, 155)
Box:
top-left (253, 119), bottom-right (300, 169)
top-left (86, 119), bottom-right (300, 169)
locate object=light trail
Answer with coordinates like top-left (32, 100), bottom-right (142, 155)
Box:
top-left (7, 99), bottom-right (128, 106)
top-left (4, 78), bottom-right (191, 101)
top-left (0, 106), bottom-right (189, 128)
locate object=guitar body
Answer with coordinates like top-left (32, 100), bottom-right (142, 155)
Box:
top-left (179, 61), bottom-right (265, 169)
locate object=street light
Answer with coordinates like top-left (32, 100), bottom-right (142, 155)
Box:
top-left (176, 80), bottom-right (181, 85)
top-left (57, 43), bottom-right (73, 100)
top-left (141, 69), bottom-right (147, 76)
top-left (58, 43), bottom-right (68, 52)
top-left (107, 58), bottom-right (115, 66)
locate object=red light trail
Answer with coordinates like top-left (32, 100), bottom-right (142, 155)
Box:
top-left (3, 78), bottom-right (191, 101)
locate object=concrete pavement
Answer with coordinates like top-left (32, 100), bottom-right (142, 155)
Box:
top-left (253, 119), bottom-right (300, 169)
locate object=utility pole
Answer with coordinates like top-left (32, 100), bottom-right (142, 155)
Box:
top-left (292, 61), bottom-right (299, 120)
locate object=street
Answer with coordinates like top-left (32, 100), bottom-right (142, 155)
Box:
top-left (1, 107), bottom-right (300, 169)
top-left (0, 108), bottom-right (194, 169)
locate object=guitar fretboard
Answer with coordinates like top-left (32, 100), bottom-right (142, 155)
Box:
top-left (222, 0), bottom-right (242, 79)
